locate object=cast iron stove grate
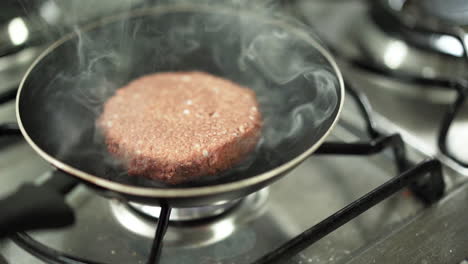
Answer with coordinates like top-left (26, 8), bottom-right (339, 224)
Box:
top-left (0, 79), bottom-right (449, 264)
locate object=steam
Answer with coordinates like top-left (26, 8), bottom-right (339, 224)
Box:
top-left (210, 9), bottom-right (339, 153)
top-left (33, 2), bottom-right (340, 187)
top-left (241, 31), bottom-right (316, 84)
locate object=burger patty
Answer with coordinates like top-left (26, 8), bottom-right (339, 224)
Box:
top-left (97, 71), bottom-right (262, 184)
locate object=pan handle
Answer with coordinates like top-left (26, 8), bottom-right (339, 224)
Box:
top-left (0, 171), bottom-right (76, 238)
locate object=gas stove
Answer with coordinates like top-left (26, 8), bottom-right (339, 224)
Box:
top-left (1, 0), bottom-right (468, 264)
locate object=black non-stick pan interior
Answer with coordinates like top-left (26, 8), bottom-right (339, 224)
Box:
top-left (18, 6), bottom-right (342, 188)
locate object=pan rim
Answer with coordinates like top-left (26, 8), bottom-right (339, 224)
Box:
top-left (16, 4), bottom-right (345, 198)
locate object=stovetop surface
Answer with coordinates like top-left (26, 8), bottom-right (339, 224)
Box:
top-left (1, 0), bottom-right (468, 263)
top-left (0, 96), bottom-right (466, 264)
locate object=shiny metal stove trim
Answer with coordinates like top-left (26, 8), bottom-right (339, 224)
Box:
top-left (110, 188), bottom-right (269, 248)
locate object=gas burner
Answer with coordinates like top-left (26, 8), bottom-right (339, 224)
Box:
top-left (287, 0), bottom-right (466, 103)
top-left (342, 14), bottom-right (463, 103)
top-left (365, 0), bottom-right (468, 78)
top-left (127, 199), bottom-right (242, 221)
top-left (353, 13), bottom-right (466, 81)
top-left (110, 188), bottom-right (268, 246)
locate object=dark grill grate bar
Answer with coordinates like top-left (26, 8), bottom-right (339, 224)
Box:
top-left (0, 88), bottom-right (17, 105)
top-left (147, 205), bottom-right (172, 264)
top-left (5, 79), bottom-right (446, 264)
top-left (0, 123), bottom-right (21, 137)
top-left (438, 83), bottom-right (468, 167)
top-left (253, 159), bottom-right (443, 264)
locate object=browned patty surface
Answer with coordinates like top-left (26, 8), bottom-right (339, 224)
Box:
top-left (98, 71), bottom-right (262, 184)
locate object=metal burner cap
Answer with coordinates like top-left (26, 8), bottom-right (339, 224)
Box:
top-left (128, 199), bottom-right (241, 221)
top-left (110, 188), bottom-right (269, 247)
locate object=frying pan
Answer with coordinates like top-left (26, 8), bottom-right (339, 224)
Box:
top-left (0, 4), bottom-right (343, 235)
